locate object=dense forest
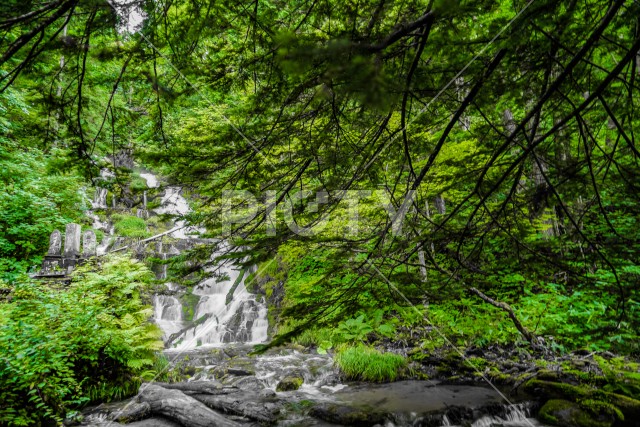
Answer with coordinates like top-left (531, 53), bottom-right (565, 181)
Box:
top-left (1, 0), bottom-right (639, 426)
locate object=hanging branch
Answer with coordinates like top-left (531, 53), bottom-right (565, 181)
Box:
top-left (469, 287), bottom-right (535, 343)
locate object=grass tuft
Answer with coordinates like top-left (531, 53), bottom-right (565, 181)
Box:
top-left (335, 344), bottom-right (406, 382)
top-left (113, 214), bottom-right (150, 238)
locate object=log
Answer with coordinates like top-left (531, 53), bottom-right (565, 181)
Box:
top-left (152, 381), bottom-right (239, 395)
top-left (193, 392), bottom-right (283, 424)
top-left (138, 384), bottom-right (241, 427)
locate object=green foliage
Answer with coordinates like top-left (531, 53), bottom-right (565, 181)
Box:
top-left (0, 255), bottom-right (163, 426)
top-left (112, 214), bottom-right (151, 238)
top-left (335, 345), bottom-right (407, 382)
top-left (333, 311), bottom-right (397, 343)
top-left (0, 148), bottom-right (84, 282)
top-left (334, 315), bottom-right (374, 342)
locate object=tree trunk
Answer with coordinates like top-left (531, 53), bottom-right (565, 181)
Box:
top-left (193, 392), bottom-right (283, 424)
top-left (138, 384), bottom-right (241, 427)
top-left (152, 381), bottom-right (239, 395)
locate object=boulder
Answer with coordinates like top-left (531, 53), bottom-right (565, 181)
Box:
top-left (309, 403), bottom-right (387, 426)
top-left (539, 399), bottom-right (615, 427)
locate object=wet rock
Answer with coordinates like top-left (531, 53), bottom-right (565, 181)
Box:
top-left (276, 375), bottom-right (304, 391)
top-left (309, 403), bottom-right (387, 426)
top-left (524, 379), bottom-right (638, 424)
top-left (539, 399), bottom-right (614, 427)
top-left (259, 389), bottom-right (277, 399)
top-left (233, 375), bottom-right (264, 390)
top-left (228, 367), bottom-right (255, 376)
top-left (442, 406), bottom-right (473, 425)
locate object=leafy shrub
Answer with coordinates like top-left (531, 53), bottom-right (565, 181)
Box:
top-left (335, 344), bottom-right (406, 382)
top-left (0, 255), bottom-right (163, 426)
top-left (0, 148), bottom-right (83, 282)
top-left (112, 214), bottom-right (150, 238)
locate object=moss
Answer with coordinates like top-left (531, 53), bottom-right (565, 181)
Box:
top-left (594, 355), bottom-right (640, 400)
top-left (539, 399), bottom-right (613, 427)
top-left (179, 289), bottom-right (200, 321)
top-left (579, 400), bottom-right (624, 422)
top-left (524, 379), bottom-right (592, 400)
top-left (225, 269), bottom-right (246, 305)
top-left (276, 376), bottom-right (304, 391)
top-left (466, 356), bottom-right (489, 370)
top-left (130, 176), bottom-right (148, 192)
top-left (112, 214), bottom-right (150, 238)
top-left (538, 369), bottom-right (561, 381)
top-left (525, 379), bottom-right (640, 423)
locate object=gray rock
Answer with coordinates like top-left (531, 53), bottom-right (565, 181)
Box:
top-left (233, 376), bottom-right (264, 391)
top-left (259, 389), bottom-right (277, 399)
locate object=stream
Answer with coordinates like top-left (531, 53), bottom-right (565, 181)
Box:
top-left (84, 173), bottom-right (549, 427)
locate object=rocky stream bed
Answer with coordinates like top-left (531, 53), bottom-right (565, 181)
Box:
top-left (79, 345), bottom-right (547, 427)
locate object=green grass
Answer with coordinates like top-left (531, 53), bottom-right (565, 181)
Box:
top-left (294, 327), bottom-right (333, 346)
top-left (112, 214), bottom-right (150, 238)
top-left (335, 344), bottom-right (407, 382)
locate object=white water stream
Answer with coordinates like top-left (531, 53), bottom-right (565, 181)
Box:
top-left (143, 173), bottom-right (268, 349)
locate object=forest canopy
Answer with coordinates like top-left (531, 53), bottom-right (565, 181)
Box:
top-left (1, 0), bottom-right (639, 354)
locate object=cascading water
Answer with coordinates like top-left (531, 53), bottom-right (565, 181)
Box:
top-left (440, 402), bottom-right (543, 427)
top-left (143, 172), bottom-right (268, 349)
top-left (169, 264), bottom-right (269, 349)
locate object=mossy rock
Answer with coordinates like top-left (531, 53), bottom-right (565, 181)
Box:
top-left (276, 376), bottom-right (304, 391)
top-left (525, 380), bottom-right (640, 426)
top-left (309, 403), bottom-right (387, 426)
top-left (539, 399), bottom-right (614, 427)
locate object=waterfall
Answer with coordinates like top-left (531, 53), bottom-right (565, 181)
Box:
top-left (139, 172), bottom-right (158, 188)
top-left (168, 259), bottom-right (269, 349)
top-left (92, 188), bottom-right (108, 209)
top-left (145, 173), bottom-right (268, 349)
